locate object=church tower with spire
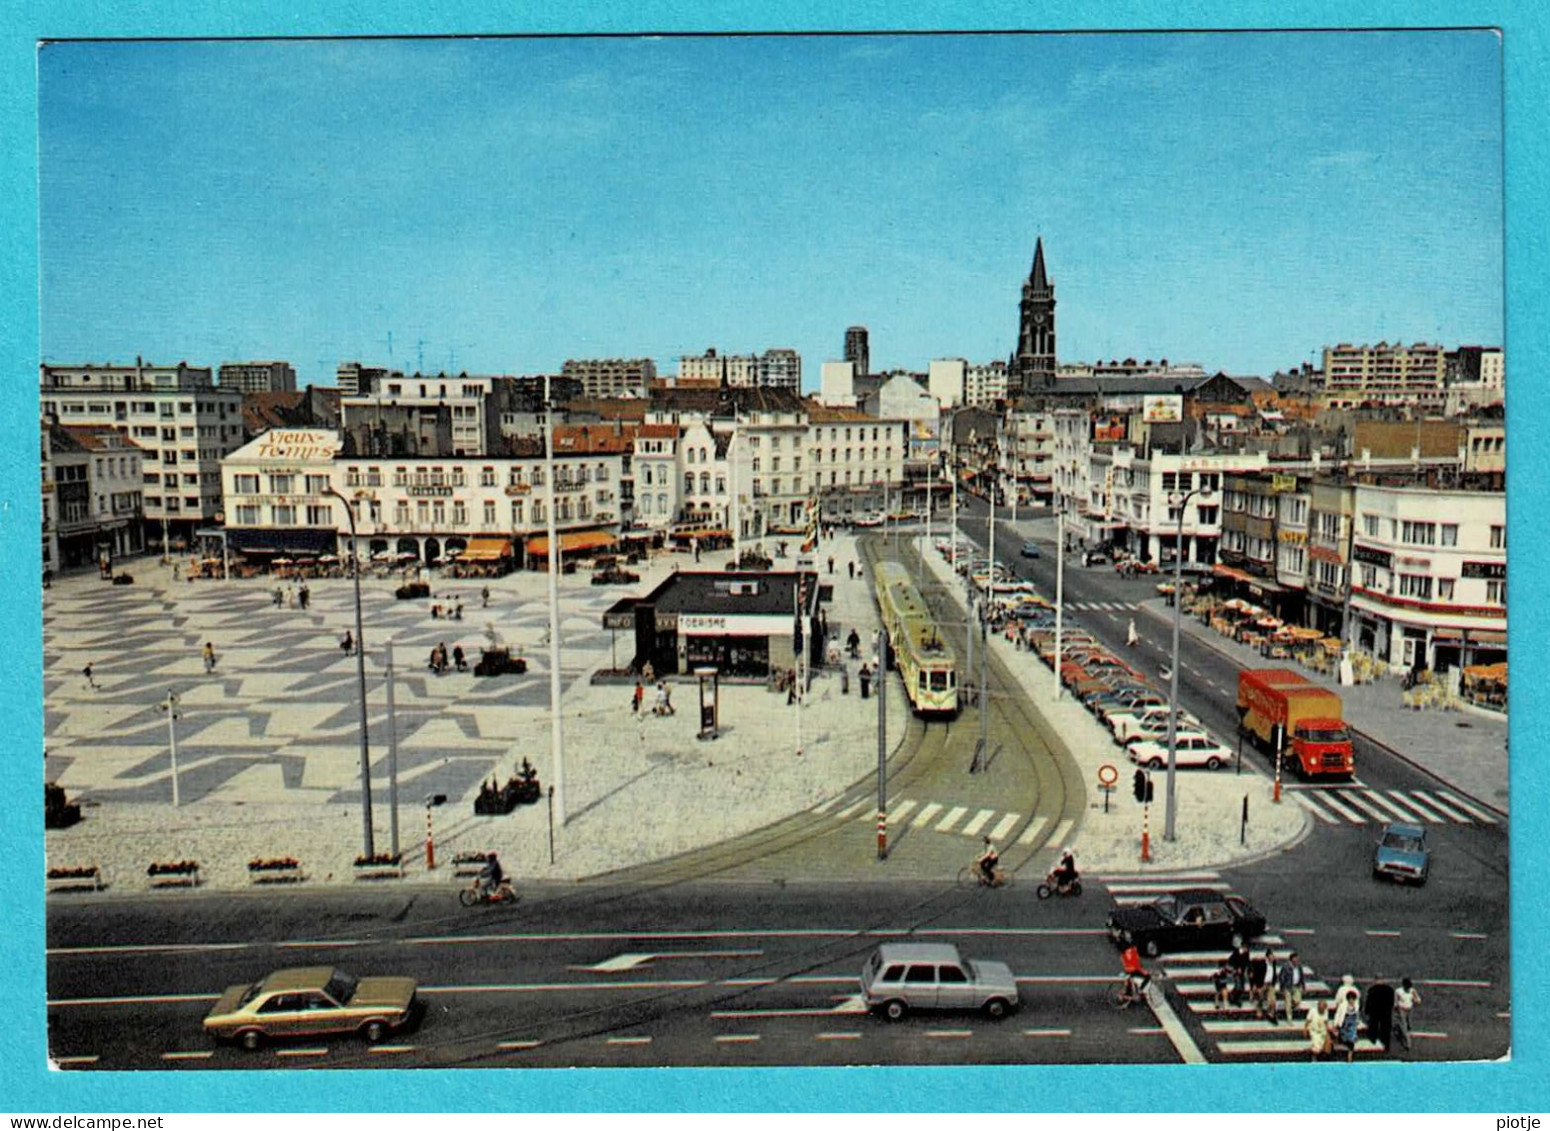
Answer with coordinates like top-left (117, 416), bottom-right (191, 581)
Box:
top-left (1011, 237), bottom-right (1057, 394)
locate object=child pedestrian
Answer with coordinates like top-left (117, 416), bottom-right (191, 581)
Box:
top-left (1212, 963), bottom-right (1234, 1011)
top-left (632, 681), bottom-right (644, 714)
top-left (202, 641), bottom-right (217, 673)
top-left (82, 662), bottom-right (98, 690)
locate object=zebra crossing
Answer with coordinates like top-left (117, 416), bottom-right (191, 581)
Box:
top-left (1067, 600), bottom-right (1140, 613)
top-left (1097, 870), bottom-right (1234, 907)
top-left (809, 794), bottom-right (1075, 849)
top-left (1288, 786), bottom-right (1497, 827)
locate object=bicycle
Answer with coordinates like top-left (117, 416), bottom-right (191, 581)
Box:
top-left (1111, 974), bottom-right (1152, 1010)
top-left (957, 861), bottom-right (1010, 889)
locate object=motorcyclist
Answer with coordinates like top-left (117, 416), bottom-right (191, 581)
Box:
top-left (477, 850), bottom-right (505, 898)
top-left (977, 836), bottom-right (1001, 886)
top-left (1050, 846), bottom-right (1079, 892)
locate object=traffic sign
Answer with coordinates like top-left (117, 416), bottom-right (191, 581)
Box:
top-left (1097, 763), bottom-right (1119, 787)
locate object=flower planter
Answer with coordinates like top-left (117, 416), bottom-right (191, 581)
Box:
top-left (352, 854), bottom-right (405, 880)
top-left (247, 857), bottom-right (305, 885)
top-left (451, 852), bottom-right (491, 878)
top-left (46, 864), bottom-right (103, 892)
top-left (146, 860), bottom-right (200, 887)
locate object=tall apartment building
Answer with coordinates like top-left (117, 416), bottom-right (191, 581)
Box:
top-left (966, 361), bottom-right (1009, 407)
top-left (336, 361), bottom-right (402, 397)
top-left (844, 326), bottom-right (870, 379)
top-left (39, 360), bottom-right (244, 544)
top-left (219, 360), bottom-right (297, 394)
top-left (340, 371), bottom-right (496, 456)
top-left (1322, 342), bottom-right (1447, 409)
top-left (561, 357), bottom-right (657, 400)
top-left (678, 347), bottom-right (801, 390)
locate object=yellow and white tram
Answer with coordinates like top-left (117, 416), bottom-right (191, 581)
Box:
top-left (873, 560), bottom-right (959, 716)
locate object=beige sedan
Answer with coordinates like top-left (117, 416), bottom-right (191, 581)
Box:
top-left (203, 966), bottom-right (421, 1050)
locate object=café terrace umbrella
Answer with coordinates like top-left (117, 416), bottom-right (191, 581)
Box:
top-left (272, 557), bottom-right (294, 566)
top-left (319, 554), bottom-right (340, 563)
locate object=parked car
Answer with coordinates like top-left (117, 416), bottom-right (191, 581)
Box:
top-left (1109, 706), bottom-right (1201, 744)
top-left (1082, 544), bottom-right (1115, 566)
top-left (203, 966), bottom-right (421, 1051)
top-left (1020, 540), bottom-right (1042, 559)
top-left (1127, 731), bottom-right (1233, 770)
top-left (853, 513), bottom-right (885, 528)
top-left (1372, 822), bottom-right (1430, 885)
top-left (1108, 889), bottom-right (1268, 957)
top-left (859, 942), bottom-right (1019, 1021)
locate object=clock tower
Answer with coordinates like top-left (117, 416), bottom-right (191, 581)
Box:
top-left (1011, 237), bottom-right (1056, 394)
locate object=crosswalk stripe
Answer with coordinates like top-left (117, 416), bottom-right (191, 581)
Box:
top-left (1216, 1039), bottom-right (1385, 1056)
top-left (912, 802), bottom-right (944, 829)
top-left (1375, 791), bottom-right (1428, 823)
top-left (1340, 791), bottom-right (1392, 822)
top-left (989, 813), bottom-right (1021, 842)
top-left (961, 809), bottom-right (996, 836)
top-left (1292, 792), bottom-right (1339, 824)
top-left (1017, 815), bottom-right (1051, 846)
top-left (833, 799), bottom-right (869, 821)
top-left (1203, 1019), bottom-right (1308, 1034)
top-left (936, 805), bottom-right (968, 833)
top-left (1047, 816), bottom-right (1076, 852)
top-left (1176, 981), bottom-right (1330, 997)
top-left (1418, 791), bottom-right (1471, 823)
top-left (1435, 790), bottom-right (1498, 824)
top-left (1316, 791), bottom-right (1367, 823)
top-left (1396, 791), bottom-right (1447, 822)
top-left (889, 800), bottom-right (919, 824)
top-left (1106, 881), bottom-right (1230, 895)
top-left (1358, 791), bottom-right (1415, 822)
top-left (812, 796), bottom-right (841, 815)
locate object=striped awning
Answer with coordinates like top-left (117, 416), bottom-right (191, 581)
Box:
top-left (460, 536), bottom-right (513, 562)
top-left (526, 530), bottom-right (617, 556)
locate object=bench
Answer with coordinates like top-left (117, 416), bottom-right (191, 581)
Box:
top-left (46, 865), bottom-right (103, 893)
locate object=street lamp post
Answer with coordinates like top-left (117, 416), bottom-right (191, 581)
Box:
top-left (1053, 501), bottom-right (1065, 702)
top-left (160, 689), bottom-right (181, 807)
top-left (1164, 485), bottom-right (1214, 842)
top-left (324, 486), bottom-right (375, 859)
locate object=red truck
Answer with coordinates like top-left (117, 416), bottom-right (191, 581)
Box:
top-left (1236, 668), bottom-right (1355, 779)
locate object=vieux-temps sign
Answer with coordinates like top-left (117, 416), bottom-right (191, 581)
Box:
top-left (251, 429), bottom-right (342, 463)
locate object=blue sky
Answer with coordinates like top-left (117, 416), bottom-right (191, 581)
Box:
top-left (38, 31), bottom-right (1503, 388)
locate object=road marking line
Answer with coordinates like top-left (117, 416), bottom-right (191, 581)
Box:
top-left (1395, 791), bottom-right (1447, 823)
top-left (834, 799), bottom-right (870, 821)
top-left (1451, 932), bottom-right (1488, 940)
top-left (722, 978), bottom-right (778, 986)
top-left (989, 812), bottom-right (1021, 842)
top-left (420, 980), bottom-right (706, 994)
top-left (1048, 816), bottom-right (1076, 850)
top-left (275, 1048), bottom-right (329, 1058)
top-left (1202, 1019), bottom-right (1307, 1033)
top-left (1358, 791), bottom-right (1416, 822)
top-left (497, 1040), bottom-right (543, 1050)
top-left (1420, 979), bottom-right (1492, 988)
top-left (50, 993), bottom-right (221, 1007)
top-left (160, 1051), bottom-right (214, 1061)
top-left (1292, 792), bottom-right (1339, 824)
top-left (605, 1037), bottom-right (652, 1046)
top-left (1017, 815), bottom-right (1051, 846)
top-left (816, 1031), bottom-right (862, 1041)
top-left (936, 805), bottom-right (968, 832)
top-left (1496, 1011), bottom-right (1512, 1019)
top-left (1022, 1029), bottom-right (1071, 1037)
top-left (912, 802), bottom-right (944, 828)
top-left (1340, 792), bottom-right (1392, 822)
top-left (1281, 928), bottom-right (1317, 935)
top-left (1418, 791), bottom-right (1472, 823)
top-left (1376, 791), bottom-right (1429, 823)
top-left (1365, 929), bottom-right (1402, 938)
top-left (1435, 790), bottom-right (1499, 824)
top-left (1317, 791), bottom-right (1367, 823)
top-left (275, 939), bottom-right (363, 949)
top-left (572, 949), bottom-right (763, 973)
top-left (961, 808), bottom-right (996, 836)
top-left (367, 1045), bottom-right (414, 1054)
top-left (714, 1034), bottom-right (761, 1044)
top-left (925, 1030), bottom-right (973, 1039)
top-left (888, 799), bottom-right (919, 824)
top-left (812, 796), bottom-right (841, 815)
top-left (1216, 1039), bottom-right (1385, 1056)
top-left (1129, 1027), bottom-right (1165, 1035)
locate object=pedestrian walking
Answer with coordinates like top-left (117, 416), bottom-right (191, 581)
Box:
top-left (1260, 951), bottom-right (1281, 1023)
top-left (1247, 950), bottom-right (1268, 1016)
top-left (273, 586), bottom-right (284, 607)
top-left (787, 668), bottom-right (798, 706)
top-left (847, 560), bottom-right (855, 580)
top-left (299, 584), bottom-right (310, 610)
top-left (82, 662), bottom-right (99, 690)
top-left (202, 641), bottom-right (217, 673)
top-left (1280, 950), bottom-right (1305, 1021)
top-left (841, 663), bottom-right (850, 695)
top-left (453, 645), bottom-right (467, 672)
top-left (1227, 943), bottom-right (1251, 1004)
top-left (1394, 978), bottom-right (1421, 1053)
top-left (1365, 973), bottom-right (1396, 1051)
top-left (642, 659), bottom-right (656, 684)
top-left (632, 681), bottom-right (644, 714)
top-left (481, 586), bottom-right (490, 608)
top-left (662, 682), bottom-right (674, 715)
top-left (859, 663), bottom-right (872, 699)
top-left (827, 555), bottom-right (835, 575)
top-left (1304, 1000), bottom-right (1332, 1061)
top-left (1212, 963), bottom-right (1234, 1011)
top-left (1126, 618), bottom-right (1139, 648)
top-left (1332, 977), bottom-right (1362, 1062)
top-left (340, 630), bottom-right (354, 655)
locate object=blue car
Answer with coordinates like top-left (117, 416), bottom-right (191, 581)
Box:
top-left (1020, 541), bottom-right (1041, 559)
top-left (1372, 822), bottom-right (1429, 885)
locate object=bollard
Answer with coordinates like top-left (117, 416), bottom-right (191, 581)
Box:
top-left (1141, 802), bottom-right (1152, 862)
top-left (1273, 747), bottom-right (1283, 803)
top-left (425, 804), bottom-right (436, 871)
top-left (877, 810), bottom-right (888, 859)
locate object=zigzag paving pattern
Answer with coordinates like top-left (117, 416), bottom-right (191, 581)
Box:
top-left (44, 576), bottom-right (622, 807)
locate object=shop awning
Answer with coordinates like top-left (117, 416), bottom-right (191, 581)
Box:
top-left (460, 536), bottom-right (513, 562)
top-left (1468, 629), bottom-right (1507, 647)
top-left (227, 527), bottom-right (339, 556)
top-left (526, 530), bottom-right (618, 556)
top-left (1211, 563), bottom-right (1283, 591)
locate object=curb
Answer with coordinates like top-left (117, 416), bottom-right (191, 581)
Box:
top-left (1137, 599), bottom-right (1508, 820)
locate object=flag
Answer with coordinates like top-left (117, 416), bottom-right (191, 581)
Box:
top-left (800, 492), bottom-right (819, 554)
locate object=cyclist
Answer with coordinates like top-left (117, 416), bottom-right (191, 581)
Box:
top-left (976, 836), bottom-right (1001, 886)
top-left (1121, 943), bottom-right (1152, 1002)
top-left (476, 850), bottom-right (505, 899)
top-left (1050, 846), bottom-right (1079, 893)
